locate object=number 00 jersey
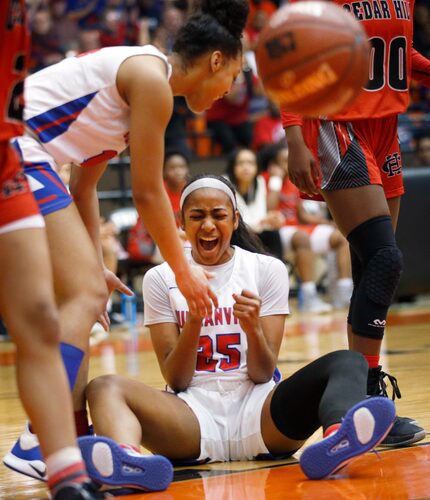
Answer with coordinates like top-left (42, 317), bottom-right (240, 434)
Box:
top-left (282, 0), bottom-right (419, 124)
top-left (143, 246), bottom-right (290, 387)
top-left (0, 0), bottom-right (28, 142)
top-left (22, 45), bottom-right (171, 168)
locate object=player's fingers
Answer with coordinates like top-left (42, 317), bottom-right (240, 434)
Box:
top-left (302, 172), bottom-right (318, 196)
top-left (198, 295), bottom-right (212, 318)
top-left (188, 298), bottom-right (198, 317)
top-left (208, 287), bottom-right (219, 308)
top-left (117, 281), bottom-right (134, 296)
top-left (235, 300), bottom-right (259, 311)
top-left (98, 312), bottom-right (110, 332)
top-left (239, 290), bottom-right (262, 303)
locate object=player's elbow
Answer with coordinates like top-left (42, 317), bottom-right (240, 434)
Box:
top-left (132, 188), bottom-right (159, 212)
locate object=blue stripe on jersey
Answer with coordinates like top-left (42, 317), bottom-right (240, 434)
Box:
top-left (26, 91), bottom-right (98, 143)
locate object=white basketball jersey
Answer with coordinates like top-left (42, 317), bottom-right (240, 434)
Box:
top-left (143, 246), bottom-right (290, 387)
top-left (23, 45), bottom-right (171, 167)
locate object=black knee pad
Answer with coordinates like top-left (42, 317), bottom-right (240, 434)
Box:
top-left (347, 216), bottom-right (403, 339)
top-left (365, 246), bottom-right (403, 305)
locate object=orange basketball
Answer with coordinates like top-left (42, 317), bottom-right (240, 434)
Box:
top-left (255, 1), bottom-right (370, 117)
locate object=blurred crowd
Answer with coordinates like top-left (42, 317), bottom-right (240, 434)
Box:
top-left (26, 0), bottom-right (430, 161)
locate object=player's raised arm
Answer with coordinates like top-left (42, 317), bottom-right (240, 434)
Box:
top-left (117, 56), bottom-right (217, 317)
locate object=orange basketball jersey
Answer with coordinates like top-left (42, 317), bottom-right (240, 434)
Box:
top-left (282, 0), bottom-right (418, 124)
top-left (0, 0), bottom-right (28, 142)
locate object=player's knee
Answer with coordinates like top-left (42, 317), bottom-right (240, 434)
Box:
top-left (86, 374), bottom-right (121, 403)
top-left (81, 279), bottom-right (109, 321)
top-left (324, 350), bottom-right (367, 373)
top-left (364, 245), bottom-right (403, 306)
top-left (14, 300), bottom-right (61, 349)
top-left (291, 230), bottom-right (311, 250)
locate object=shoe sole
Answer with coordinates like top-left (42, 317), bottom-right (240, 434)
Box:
top-left (300, 397), bottom-right (395, 480)
top-left (78, 436), bottom-right (173, 491)
top-left (3, 452), bottom-right (47, 482)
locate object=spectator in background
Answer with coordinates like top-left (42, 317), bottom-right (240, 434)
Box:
top-left (152, 3), bottom-right (185, 54)
top-left (413, 2), bottom-right (430, 58)
top-left (165, 97), bottom-right (194, 160)
top-left (78, 27), bottom-right (102, 52)
top-left (30, 8), bottom-right (64, 71)
top-left (224, 148), bottom-right (284, 262)
top-left (252, 100), bottom-right (285, 151)
top-left (127, 151), bottom-right (190, 262)
top-left (245, 8), bottom-right (270, 51)
top-left (163, 150), bottom-right (190, 223)
top-left (413, 132), bottom-right (430, 166)
top-left (49, 0), bottom-right (80, 56)
top-left (65, 0), bottom-right (106, 29)
top-left (206, 69), bottom-right (260, 154)
top-left (99, 6), bottom-right (128, 46)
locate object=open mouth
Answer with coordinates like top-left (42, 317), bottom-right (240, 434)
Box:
top-left (199, 237), bottom-right (219, 252)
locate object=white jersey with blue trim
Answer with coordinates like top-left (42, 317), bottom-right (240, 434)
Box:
top-left (143, 246), bottom-right (290, 387)
top-left (23, 45), bottom-right (171, 168)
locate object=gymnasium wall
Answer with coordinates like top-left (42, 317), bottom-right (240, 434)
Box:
top-left (395, 167), bottom-right (430, 297)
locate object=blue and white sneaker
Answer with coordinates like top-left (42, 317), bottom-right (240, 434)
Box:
top-left (3, 422), bottom-right (46, 481)
top-left (300, 397), bottom-right (395, 480)
top-left (78, 436), bottom-right (173, 491)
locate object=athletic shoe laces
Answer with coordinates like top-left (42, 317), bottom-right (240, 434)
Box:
top-left (377, 369), bottom-right (402, 401)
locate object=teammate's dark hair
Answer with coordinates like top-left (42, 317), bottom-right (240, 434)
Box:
top-left (181, 173), bottom-right (267, 254)
top-left (225, 148), bottom-right (259, 204)
top-left (173, 0), bottom-right (249, 66)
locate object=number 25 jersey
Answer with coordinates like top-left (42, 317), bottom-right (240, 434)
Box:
top-left (143, 247), bottom-right (290, 387)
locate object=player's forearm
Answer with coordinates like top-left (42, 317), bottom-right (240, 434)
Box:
top-left (72, 188), bottom-right (104, 265)
top-left (246, 327), bottom-right (277, 383)
top-left (162, 319), bottom-right (201, 391)
top-left (284, 124), bottom-right (306, 147)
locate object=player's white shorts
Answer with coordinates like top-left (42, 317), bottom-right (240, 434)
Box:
top-left (280, 224), bottom-right (335, 255)
top-left (175, 378), bottom-right (276, 462)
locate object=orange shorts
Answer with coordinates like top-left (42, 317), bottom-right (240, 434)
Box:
top-left (302, 115), bottom-right (404, 200)
top-left (0, 142), bottom-right (43, 231)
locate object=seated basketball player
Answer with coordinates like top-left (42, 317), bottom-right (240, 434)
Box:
top-left (81, 174), bottom-right (395, 481)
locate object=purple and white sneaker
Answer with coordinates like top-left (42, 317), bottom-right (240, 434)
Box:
top-left (78, 436), bottom-right (173, 491)
top-left (300, 397), bottom-right (395, 480)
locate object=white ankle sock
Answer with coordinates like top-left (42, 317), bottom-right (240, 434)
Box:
top-left (46, 446), bottom-right (84, 478)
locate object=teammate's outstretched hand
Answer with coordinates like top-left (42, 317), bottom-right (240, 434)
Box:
top-left (98, 268), bottom-right (134, 331)
top-left (103, 268), bottom-right (134, 297)
top-left (176, 265), bottom-right (218, 318)
top-left (232, 289), bottom-right (262, 336)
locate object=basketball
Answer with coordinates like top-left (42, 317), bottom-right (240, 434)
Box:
top-left (255, 1), bottom-right (370, 117)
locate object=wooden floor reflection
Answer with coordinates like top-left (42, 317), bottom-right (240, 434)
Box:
top-left (0, 300), bottom-right (429, 499)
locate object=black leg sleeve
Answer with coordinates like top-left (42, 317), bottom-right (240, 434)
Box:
top-left (270, 351), bottom-right (368, 440)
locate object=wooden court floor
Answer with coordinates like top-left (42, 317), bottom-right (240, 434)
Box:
top-left (0, 299), bottom-right (429, 499)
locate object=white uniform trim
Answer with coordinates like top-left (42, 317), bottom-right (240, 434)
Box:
top-left (0, 214), bottom-right (44, 235)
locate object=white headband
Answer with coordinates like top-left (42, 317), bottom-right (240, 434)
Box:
top-left (180, 178), bottom-right (237, 209)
